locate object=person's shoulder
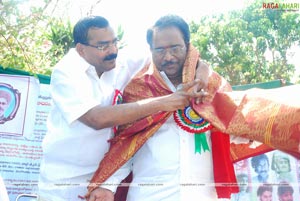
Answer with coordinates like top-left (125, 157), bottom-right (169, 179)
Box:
top-left (52, 48), bottom-right (86, 75)
top-left (50, 48), bottom-right (89, 85)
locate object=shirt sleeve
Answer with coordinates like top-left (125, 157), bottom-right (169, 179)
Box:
top-left (50, 68), bottom-right (100, 125)
top-left (100, 158), bottom-right (133, 193)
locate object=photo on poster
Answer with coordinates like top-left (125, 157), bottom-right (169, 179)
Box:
top-left (0, 83), bottom-right (21, 123)
top-left (0, 74), bottom-right (39, 137)
top-left (244, 150), bottom-right (300, 201)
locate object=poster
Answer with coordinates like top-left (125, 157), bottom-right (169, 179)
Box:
top-left (231, 151), bottom-right (300, 201)
top-left (0, 79), bottom-right (51, 201)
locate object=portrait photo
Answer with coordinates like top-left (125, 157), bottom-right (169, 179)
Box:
top-left (0, 83), bottom-right (21, 123)
top-left (0, 74), bottom-right (39, 137)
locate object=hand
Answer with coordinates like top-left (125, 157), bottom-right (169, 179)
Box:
top-left (87, 187), bottom-right (114, 201)
top-left (194, 60), bottom-right (210, 104)
top-left (162, 79), bottom-right (203, 111)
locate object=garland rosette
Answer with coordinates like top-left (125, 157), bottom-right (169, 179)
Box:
top-left (112, 89), bottom-right (123, 134)
top-left (112, 89), bottom-right (123, 105)
top-left (173, 106), bottom-right (212, 154)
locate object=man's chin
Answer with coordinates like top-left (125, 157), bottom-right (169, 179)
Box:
top-left (105, 60), bottom-right (116, 70)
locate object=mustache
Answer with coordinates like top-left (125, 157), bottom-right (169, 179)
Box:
top-left (161, 61), bottom-right (177, 67)
top-left (104, 53), bottom-right (118, 61)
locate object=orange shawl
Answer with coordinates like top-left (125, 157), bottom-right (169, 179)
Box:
top-left (193, 83), bottom-right (300, 160)
top-left (86, 45), bottom-right (238, 198)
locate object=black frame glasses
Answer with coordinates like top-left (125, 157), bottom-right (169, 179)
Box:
top-left (82, 39), bottom-right (118, 52)
top-left (152, 45), bottom-right (185, 57)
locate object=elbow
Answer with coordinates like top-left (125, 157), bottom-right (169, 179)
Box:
top-left (78, 106), bottom-right (122, 130)
top-left (87, 118), bottom-right (113, 130)
top-left (79, 114), bottom-right (112, 130)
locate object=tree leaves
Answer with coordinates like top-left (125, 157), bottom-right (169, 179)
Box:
top-left (190, 0), bottom-right (300, 85)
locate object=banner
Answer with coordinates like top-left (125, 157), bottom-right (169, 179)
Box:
top-left (0, 73), bottom-right (51, 200)
top-left (231, 150), bottom-right (300, 201)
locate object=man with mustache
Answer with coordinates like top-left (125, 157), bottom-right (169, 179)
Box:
top-left (251, 154), bottom-right (271, 183)
top-left (86, 14), bottom-right (239, 201)
top-left (37, 16), bottom-right (205, 201)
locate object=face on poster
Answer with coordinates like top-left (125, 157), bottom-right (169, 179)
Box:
top-left (0, 83), bottom-right (21, 123)
top-left (0, 74), bottom-right (39, 137)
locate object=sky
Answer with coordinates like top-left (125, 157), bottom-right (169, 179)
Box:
top-left (65, 0), bottom-right (252, 48)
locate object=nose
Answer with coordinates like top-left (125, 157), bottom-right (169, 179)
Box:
top-left (162, 49), bottom-right (174, 60)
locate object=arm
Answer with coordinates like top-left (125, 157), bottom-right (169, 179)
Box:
top-left (51, 64), bottom-right (201, 130)
top-left (195, 59), bottom-right (211, 88)
top-left (79, 79), bottom-right (202, 130)
top-left (194, 59), bottom-right (211, 104)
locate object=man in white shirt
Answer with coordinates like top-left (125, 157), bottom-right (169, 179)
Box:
top-left (38, 16), bottom-right (205, 201)
top-left (87, 14), bottom-right (238, 201)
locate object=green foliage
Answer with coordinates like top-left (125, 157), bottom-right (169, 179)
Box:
top-left (190, 0), bottom-right (300, 85)
top-left (0, 0), bottom-right (125, 76)
top-left (45, 18), bottom-right (74, 73)
top-left (0, 0), bottom-right (53, 75)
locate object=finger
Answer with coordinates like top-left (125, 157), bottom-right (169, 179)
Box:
top-left (194, 92), bottom-right (207, 104)
top-left (195, 98), bottom-right (201, 104)
top-left (195, 83), bottom-right (205, 92)
top-left (181, 79), bottom-right (201, 91)
top-left (193, 82), bottom-right (207, 93)
top-left (190, 89), bottom-right (208, 98)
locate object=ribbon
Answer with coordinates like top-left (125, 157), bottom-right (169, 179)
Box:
top-left (194, 133), bottom-right (210, 154)
top-left (173, 106), bottom-right (212, 153)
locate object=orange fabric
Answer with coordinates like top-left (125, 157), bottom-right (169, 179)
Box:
top-left (193, 84), bottom-right (300, 160)
top-left (230, 143), bottom-right (274, 162)
top-left (86, 45), bottom-right (238, 198)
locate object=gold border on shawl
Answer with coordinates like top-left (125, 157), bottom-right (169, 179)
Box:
top-left (265, 103), bottom-right (280, 145)
top-left (182, 45), bottom-right (198, 83)
top-left (127, 135), bottom-right (138, 158)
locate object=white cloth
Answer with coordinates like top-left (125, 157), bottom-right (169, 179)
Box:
top-left (103, 72), bottom-right (227, 201)
top-left (38, 48), bottom-right (147, 201)
top-left (0, 175), bottom-right (9, 201)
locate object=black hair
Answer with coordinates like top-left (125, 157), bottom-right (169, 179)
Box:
top-left (257, 184), bottom-right (273, 196)
top-left (277, 183), bottom-right (294, 196)
top-left (251, 154), bottom-right (269, 169)
top-left (73, 16), bottom-right (109, 45)
top-left (146, 14), bottom-right (190, 49)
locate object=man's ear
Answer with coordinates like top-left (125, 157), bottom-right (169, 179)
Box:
top-left (76, 43), bottom-right (85, 56)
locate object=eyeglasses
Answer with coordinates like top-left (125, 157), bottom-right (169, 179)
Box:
top-left (152, 45), bottom-right (185, 57)
top-left (82, 39), bottom-right (118, 52)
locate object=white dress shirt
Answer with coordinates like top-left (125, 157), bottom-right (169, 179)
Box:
top-left (103, 72), bottom-right (228, 201)
top-left (38, 48), bottom-right (147, 201)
